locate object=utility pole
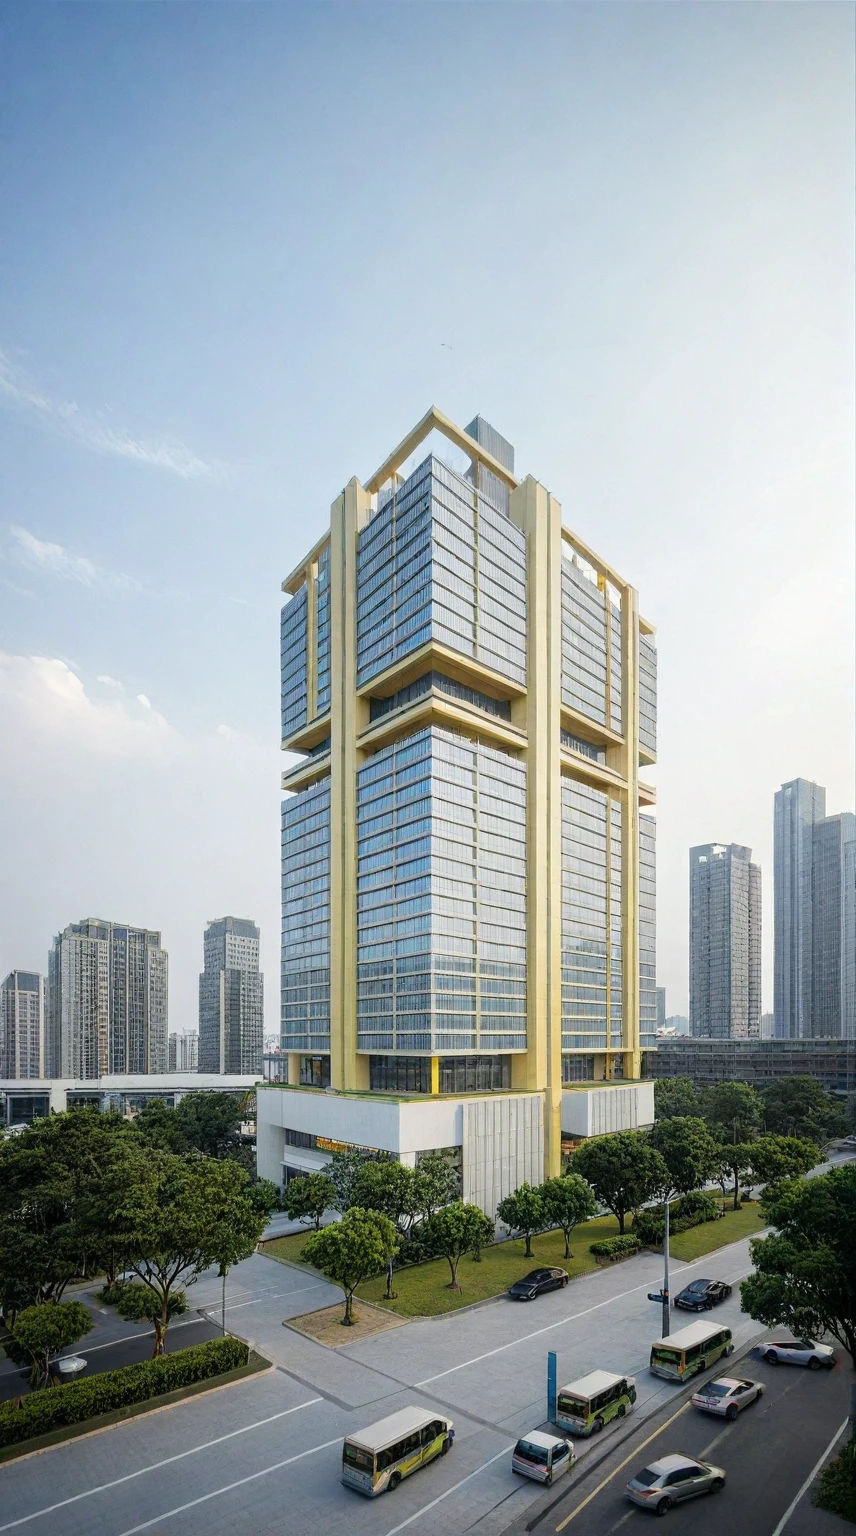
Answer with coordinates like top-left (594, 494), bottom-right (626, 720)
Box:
top-left (662, 1197), bottom-right (671, 1338)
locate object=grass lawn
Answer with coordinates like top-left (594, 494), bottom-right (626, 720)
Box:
top-left (668, 1202), bottom-right (765, 1261)
top-left (260, 1201), bottom-right (766, 1318)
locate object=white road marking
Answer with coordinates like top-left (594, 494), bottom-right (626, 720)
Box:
top-left (770, 1417), bottom-right (850, 1536)
top-left (698, 1421), bottom-right (736, 1458)
top-left (605, 1511), bottom-right (636, 1534)
top-left (56, 1316), bottom-right (205, 1360)
top-left (380, 1444), bottom-right (515, 1536)
top-left (414, 1246), bottom-right (757, 1389)
top-left (114, 1436), bottom-right (342, 1535)
top-left (199, 1282), bottom-right (330, 1313)
top-left (0, 1400), bottom-right (323, 1533)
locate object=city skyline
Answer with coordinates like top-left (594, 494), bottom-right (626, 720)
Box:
top-left (0, 4), bottom-right (853, 1028)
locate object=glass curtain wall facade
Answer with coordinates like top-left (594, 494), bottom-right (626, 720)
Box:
top-left (355, 725), bottom-right (527, 1055)
top-left (278, 408), bottom-right (657, 1177)
top-left (281, 779), bottom-right (331, 1054)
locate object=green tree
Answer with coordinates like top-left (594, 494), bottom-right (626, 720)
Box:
top-left (539, 1174), bottom-right (597, 1259)
top-left (349, 1160), bottom-right (416, 1233)
top-left (111, 1150), bottom-right (266, 1354)
top-left (114, 1282), bottom-right (188, 1342)
top-left (716, 1143), bottom-right (755, 1211)
top-left (174, 1093), bottom-right (245, 1158)
top-left (246, 1178), bottom-right (280, 1221)
top-left (701, 1081), bottom-right (764, 1144)
top-left (653, 1078), bottom-right (699, 1121)
top-left (411, 1154), bottom-right (459, 1223)
top-left (6, 1300), bottom-right (92, 1388)
top-left (133, 1099), bottom-right (189, 1154)
top-left (496, 1184), bottom-right (545, 1258)
top-left (572, 1133), bottom-right (667, 1235)
top-left (327, 1149), bottom-right (388, 1212)
top-left (747, 1135), bottom-right (818, 1187)
top-left (302, 1208), bottom-right (398, 1325)
top-left (648, 1117), bottom-right (719, 1200)
top-left (761, 1078), bottom-right (846, 1146)
top-left (0, 1110), bottom-right (139, 1319)
top-left (741, 1163), bottom-right (856, 1365)
top-left (282, 1173), bottom-right (335, 1230)
top-left (424, 1203), bottom-right (494, 1289)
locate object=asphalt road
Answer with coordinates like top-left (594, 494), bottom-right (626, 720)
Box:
top-left (0, 1308), bottom-right (222, 1403)
top-left (509, 1349), bottom-right (853, 1536)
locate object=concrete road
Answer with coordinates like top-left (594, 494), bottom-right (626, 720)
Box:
top-left (0, 1234), bottom-right (768, 1536)
top-left (507, 1346), bottom-right (853, 1536)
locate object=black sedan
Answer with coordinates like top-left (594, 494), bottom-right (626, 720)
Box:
top-left (675, 1278), bottom-right (733, 1312)
top-left (508, 1267), bottom-right (569, 1301)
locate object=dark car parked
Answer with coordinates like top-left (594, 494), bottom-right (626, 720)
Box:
top-left (674, 1278), bottom-right (733, 1312)
top-left (508, 1267), bottom-right (569, 1301)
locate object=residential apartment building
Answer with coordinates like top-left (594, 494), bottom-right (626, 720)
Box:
top-left (198, 917), bottom-right (264, 1074)
top-left (46, 920), bottom-right (168, 1079)
top-left (0, 971), bottom-right (45, 1078)
top-left (258, 408), bottom-right (657, 1203)
top-left (811, 812), bottom-right (856, 1039)
top-left (774, 778), bottom-right (826, 1038)
top-left (168, 1030), bottom-right (199, 1072)
top-left (689, 843), bottom-right (761, 1039)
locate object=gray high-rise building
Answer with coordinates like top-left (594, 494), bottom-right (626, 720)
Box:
top-left (198, 918), bottom-right (264, 1074)
top-left (656, 988), bottom-right (667, 1029)
top-left (810, 812), bottom-right (856, 1039)
top-left (689, 844), bottom-right (761, 1039)
top-left (0, 971), bottom-right (45, 1078)
top-left (46, 920), bottom-right (168, 1079)
top-left (774, 778), bottom-right (826, 1038)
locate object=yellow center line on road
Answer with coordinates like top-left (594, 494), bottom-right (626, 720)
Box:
top-left (555, 1401), bottom-right (692, 1531)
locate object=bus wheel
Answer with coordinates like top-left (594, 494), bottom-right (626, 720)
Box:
top-left (388, 1473), bottom-right (402, 1491)
top-left (592, 1417), bottom-right (604, 1434)
top-left (441, 1437), bottom-right (451, 1454)
top-left (617, 1405), bottom-right (626, 1418)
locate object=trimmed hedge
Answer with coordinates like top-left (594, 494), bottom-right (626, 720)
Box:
top-left (589, 1235), bottom-right (640, 1259)
top-left (634, 1191), bottom-right (720, 1247)
top-left (813, 1437), bottom-right (856, 1524)
top-left (0, 1336), bottom-right (248, 1447)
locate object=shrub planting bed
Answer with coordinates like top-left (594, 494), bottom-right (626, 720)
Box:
top-left (0, 1336), bottom-right (250, 1450)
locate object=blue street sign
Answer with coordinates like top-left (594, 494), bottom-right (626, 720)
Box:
top-left (547, 1350), bottom-right (557, 1423)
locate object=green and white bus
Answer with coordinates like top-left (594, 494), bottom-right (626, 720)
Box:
top-left (556, 1370), bottom-right (637, 1436)
top-left (341, 1407), bottom-right (454, 1496)
top-left (650, 1321), bottom-right (733, 1382)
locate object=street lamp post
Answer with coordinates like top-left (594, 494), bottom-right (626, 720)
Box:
top-left (661, 1198), bottom-right (671, 1338)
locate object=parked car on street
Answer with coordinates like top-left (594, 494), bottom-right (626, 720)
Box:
top-left (508, 1267), bottom-right (569, 1301)
top-left (761, 1338), bottom-right (835, 1369)
top-left (625, 1454), bottom-right (725, 1514)
top-left (674, 1278), bottom-right (732, 1312)
top-left (512, 1431), bottom-right (575, 1485)
top-left (691, 1376), bottom-right (764, 1419)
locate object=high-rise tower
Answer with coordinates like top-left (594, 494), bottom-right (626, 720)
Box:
top-left (261, 410), bottom-right (657, 1195)
top-left (198, 917), bottom-right (264, 1073)
top-left (0, 971), bottom-right (45, 1078)
top-left (689, 844), bottom-right (761, 1039)
top-left (774, 778), bottom-right (826, 1038)
top-left (47, 920), bottom-right (168, 1078)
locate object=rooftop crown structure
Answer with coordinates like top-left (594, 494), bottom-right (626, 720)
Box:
top-left (261, 409), bottom-right (657, 1199)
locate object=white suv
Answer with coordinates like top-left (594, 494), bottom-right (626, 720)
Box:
top-left (762, 1338), bottom-right (835, 1370)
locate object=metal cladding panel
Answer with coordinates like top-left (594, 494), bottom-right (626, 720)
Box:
top-left (561, 1083), bottom-right (654, 1137)
top-left (462, 1093), bottom-right (543, 1217)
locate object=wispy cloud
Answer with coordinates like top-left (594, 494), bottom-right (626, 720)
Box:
top-left (0, 653), bottom-right (172, 759)
top-left (8, 524), bottom-right (140, 591)
top-left (0, 348), bottom-right (224, 481)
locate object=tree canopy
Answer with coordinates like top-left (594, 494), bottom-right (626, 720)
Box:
top-left (302, 1208), bottom-right (398, 1324)
top-left (760, 1078), bottom-right (845, 1146)
top-left (424, 1203), bottom-right (494, 1288)
top-left (741, 1163), bottom-right (856, 1365)
top-left (648, 1116), bottom-right (719, 1199)
top-left (572, 1132), bottom-right (667, 1235)
top-left (701, 1081), bottom-right (764, 1144)
top-left (496, 1184), bottom-right (545, 1258)
top-left (539, 1175), bottom-right (597, 1258)
top-left (653, 1078), bottom-right (700, 1121)
top-left (747, 1135), bottom-right (818, 1187)
top-left (281, 1173), bottom-right (335, 1230)
top-left (5, 1300), bottom-right (92, 1388)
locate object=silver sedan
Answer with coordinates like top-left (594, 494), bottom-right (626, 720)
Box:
top-left (626, 1453), bottom-right (726, 1514)
top-left (691, 1376), bottom-right (764, 1419)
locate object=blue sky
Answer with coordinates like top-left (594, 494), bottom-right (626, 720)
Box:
top-left (1, 1), bottom-right (853, 1035)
